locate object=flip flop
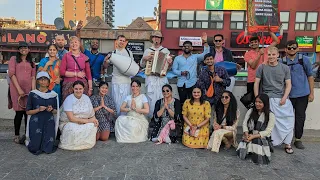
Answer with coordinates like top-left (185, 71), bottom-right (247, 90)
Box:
top-left (285, 146), bottom-right (294, 154)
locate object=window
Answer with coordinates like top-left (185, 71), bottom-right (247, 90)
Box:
top-left (295, 12), bottom-right (318, 30)
top-left (195, 11), bottom-right (209, 28)
top-left (210, 11), bottom-right (223, 29)
top-left (280, 12), bottom-right (290, 30)
top-left (230, 11), bottom-right (245, 30)
top-left (180, 11), bottom-right (194, 28)
top-left (166, 10), bottom-right (179, 28)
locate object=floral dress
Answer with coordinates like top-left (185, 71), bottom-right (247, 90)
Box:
top-left (90, 95), bottom-right (117, 132)
top-left (182, 99), bottom-right (211, 148)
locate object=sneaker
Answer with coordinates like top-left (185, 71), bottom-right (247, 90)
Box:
top-left (294, 141), bottom-right (305, 149)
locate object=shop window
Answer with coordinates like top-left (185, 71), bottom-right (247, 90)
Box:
top-left (195, 11), bottom-right (209, 28)
top-left (210, 11), bottom-right (223, 29)
top-left (166, 10), bottom-right (180, 28)
top-left (230, 11), bottom-right (245, 30)
top-left (280, 12), bottom-right (290, 30)
top-left (180, 11), bottom-right (194, 28)
top-left (295, 12), bottom-right (318, 31)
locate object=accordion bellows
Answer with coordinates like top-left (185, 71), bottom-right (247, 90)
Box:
top-left (145, 51), bottom-right (169, 77)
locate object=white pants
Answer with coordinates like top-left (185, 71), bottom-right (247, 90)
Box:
top-left (112, 83), bottom-right (131, 117)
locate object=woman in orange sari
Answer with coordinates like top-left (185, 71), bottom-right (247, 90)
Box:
top-left (38, 44), bottom-right (61, 103)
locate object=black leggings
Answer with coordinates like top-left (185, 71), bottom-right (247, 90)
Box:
top-left (14, 111), bottom-right (27, 136)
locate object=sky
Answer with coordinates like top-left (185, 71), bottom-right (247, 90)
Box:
top-left (0, 0), bottom-right (157, 27)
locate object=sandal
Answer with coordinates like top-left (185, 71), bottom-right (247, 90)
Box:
top-left (285, 146), bottom-right (294, 154)
top-left (14, 136), bottom-right (20, 144)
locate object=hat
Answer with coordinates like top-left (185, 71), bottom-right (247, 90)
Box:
top-left (18, 42), bottom-right (29, 49)
top-left (151, 31), bottom-right (163, 38)
top-left (36, 71), bottom-right (50, 80)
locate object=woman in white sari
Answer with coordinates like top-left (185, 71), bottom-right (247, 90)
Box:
top-left (115, 79), bottom-right (149, 143)
top-left (59, 80), bottom-right (99, 150)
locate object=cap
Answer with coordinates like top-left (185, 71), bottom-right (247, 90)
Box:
top-left (36, 71), bottom-right (50, 80)
top-left (18, 42), bottom-right (29, 49)
top-left (151, 31), bottom-right (163, 38)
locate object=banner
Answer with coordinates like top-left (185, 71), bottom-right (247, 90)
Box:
top-left (247, 0), bottom-right (280, 32)
top-left (205, 0), bottom-right (246, 10)
top-left (230, 31), bottom-right (287, 48)
top-left (316, 36), bottom-right (320, 52)
top-left (0, 29), bottom-right (75, 47)
top-left (296, 36), bottom-right (314, 48)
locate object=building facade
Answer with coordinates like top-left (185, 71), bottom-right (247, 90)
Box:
top-left (160, 0), bottom-right (320, 66)
top-left (61, 0), bottom-right (114, 28)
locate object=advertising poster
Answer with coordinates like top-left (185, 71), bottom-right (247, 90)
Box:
top-left (296, 36), bottom-right (314, 48)
top-left (316, 36), bottom-right (320, 52)
top-left (247, 0), bottom-right (280, 32)
top-left (205, 0), bottom-right (247, 10)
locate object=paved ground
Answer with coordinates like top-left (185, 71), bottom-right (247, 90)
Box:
top-left (0, 134), bottom-right (320, 180)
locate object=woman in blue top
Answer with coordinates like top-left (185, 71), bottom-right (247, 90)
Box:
top-left (38, 44), bottom-right (61, 103)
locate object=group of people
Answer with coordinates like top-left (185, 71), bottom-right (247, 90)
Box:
top-left (7, 28), bottom-right (314, 165)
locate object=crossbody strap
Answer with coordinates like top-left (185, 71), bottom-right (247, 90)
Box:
top-left (70, 55), bottom-right (88, 81)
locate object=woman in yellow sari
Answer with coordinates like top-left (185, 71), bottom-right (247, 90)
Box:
top-left (38, 44), bottom-right (61, 103)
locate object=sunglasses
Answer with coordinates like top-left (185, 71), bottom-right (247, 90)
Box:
top-left (162, 89), bottom-right (170, 93)
top-left (215, 40), bottom-right (222, 42)
top-left (287, 47), bottom-right (297, 50)
top-left (221, 96), bottom-right (229, 99)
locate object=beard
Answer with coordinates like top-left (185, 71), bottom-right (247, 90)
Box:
top-left (91, 47), bottom-right (98, 51)
top-left (184, 50), bottom-right (191, 54)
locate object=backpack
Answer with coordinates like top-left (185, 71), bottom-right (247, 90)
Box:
top-left (281, 54), bottom-right (307, 76)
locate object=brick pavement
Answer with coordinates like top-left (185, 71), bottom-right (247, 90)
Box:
top-left (0, 135), bottom-right (319, 180)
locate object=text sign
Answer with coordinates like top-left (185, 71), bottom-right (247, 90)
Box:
top-left (247, 0), bottom-right (280, 32)
top-left (296, 36), bottom-right (314, 48)
top-left (179, 36), bottom-right (202, 47)
top-left (126, 42), bottom-right (145, 55)
top-left (230, 31), bottom-right (287, 48)
top-left (0, 29), bottom-right (75, 47)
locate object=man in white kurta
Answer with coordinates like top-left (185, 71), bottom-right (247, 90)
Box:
top-left (106, 35), bottom-right (134, 117)
top-left (140, 31), bottom-right (171, 118)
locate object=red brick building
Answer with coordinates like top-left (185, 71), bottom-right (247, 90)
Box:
top-left (160, 0), bottom-right (320, 64)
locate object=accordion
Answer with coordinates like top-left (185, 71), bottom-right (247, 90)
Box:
top-left (145, 51), bottom-right (169, 77)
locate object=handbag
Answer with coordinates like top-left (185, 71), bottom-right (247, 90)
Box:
top-left (240, 64), bottom-right (264, 109)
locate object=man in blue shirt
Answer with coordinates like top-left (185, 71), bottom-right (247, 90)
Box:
top-left (172, 33), bottom-right (210, 105)
top-left (280, 40), bottom-right (314, 150)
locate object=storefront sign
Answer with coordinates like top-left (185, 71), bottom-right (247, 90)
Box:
top-left (247, 0), bottom-right (280, 32)
top-left (316, 36), bottom-right (320, 52)
top-left (205, 0), bottom-right (246, 10)
top-left (230, 31), bottom-right (287, 48)
top-left (179, 36), bottom-right (202, 47)
top-left (126, 42), bottom-right (144, 55)
top-left (0, 29), bottom-right (75, 47)
top-left (296, 36), bottom-right (314, 48)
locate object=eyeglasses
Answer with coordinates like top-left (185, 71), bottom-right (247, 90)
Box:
top-left (287, 47), bottom-right (297, 50)
top-left (221, 96), bottom-right (229, 99)
top-left (215, 40), bottom-right (222, 42)
top-left (162, 90), bottom-right (170, 93)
